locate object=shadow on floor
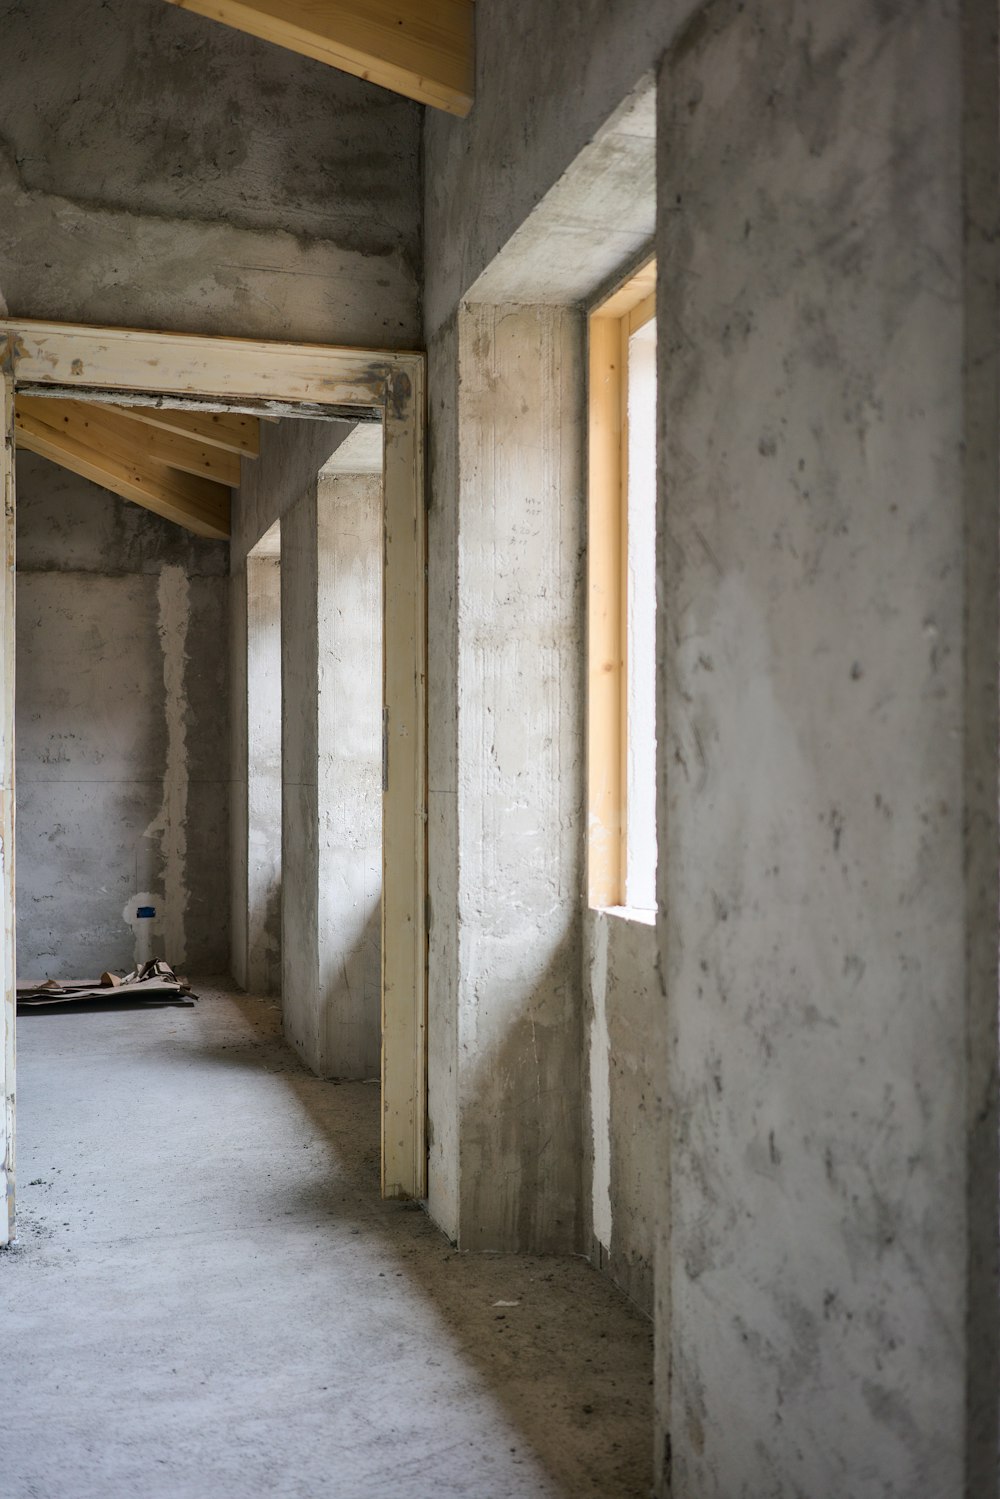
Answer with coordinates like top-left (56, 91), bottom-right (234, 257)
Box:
top-left (173, 980), bottom-right (651, 1497)
top-left (14, 978), bottom-right (653, 1499)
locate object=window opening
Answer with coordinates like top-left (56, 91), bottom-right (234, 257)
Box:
top-left (588, 259), bottom-right (658, 913)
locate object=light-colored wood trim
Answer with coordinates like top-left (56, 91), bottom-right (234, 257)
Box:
top-left (0, 317), bottom-right (428, 1203)
top-left (627, 291), bottom-right (656, 337)
top-left (595, 258), bottom-right (656, 321)
top-left (588, 258), bottom-right (657, 909)
top-left (0, 373), bottom-right (15, 1245)
top-left (15, 405), bottom-right (231, 540)
top-left (0, 321), bottom-right (401, 409)
top-left (381, 359), bottom-right (427, 1200)
top-left (162, 0), bottom-right (474, 116)
top-left (115, 405), bottom-right (258, 464)
top-left (587, 316), bottom-right (624, 908)
top-left (16, 397), bottom-right (242, 487)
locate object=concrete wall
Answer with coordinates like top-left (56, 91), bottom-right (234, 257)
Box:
top-left (280, 471), bottom-right (382, 1080)
top-left (232, 419), bottom-right (382, 1079)
top-left (656, 1), bottom-right (998, 1493)
top-left (585, 911), bottom-right (659, 1316)
top-left (424, 32), bottom-right (664, 1261)
top-left (15, 451), bottom-right (229, 977)
top-left (426, 0), bottom-right (999, 1490)
top-left (246, 551), bottom-right (282, 995)
top-left (315, 472), bottom-right (382, 1080)
top-left (0, 0), bottom-right (421, 346)
top-left (423, 0), bottom-right (695, 338)
top-left (426, 303), bottom-right (586, 1254)
top-left (281, 483), bottom-right (322, 1062)
top-left (230, 416), bottom-right (352, 989)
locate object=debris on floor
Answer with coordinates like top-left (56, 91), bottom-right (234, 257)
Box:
top-left (16, 958), bottom-right (197, 1008)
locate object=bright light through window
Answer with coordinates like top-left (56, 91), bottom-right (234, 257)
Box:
top-left (587, 258), bottom-right (658, 917)
top-left (625, 317), bottom-right (657, 911)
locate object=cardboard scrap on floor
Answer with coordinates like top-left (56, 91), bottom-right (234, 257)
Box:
top-left (17, 959), bottom-right (197, 1008)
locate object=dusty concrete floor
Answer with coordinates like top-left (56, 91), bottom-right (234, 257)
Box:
top-left (3, 980), bottom-right (653, 1498)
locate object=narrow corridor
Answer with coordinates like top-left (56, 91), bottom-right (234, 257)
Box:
top-left (4, 983), bottom-right (652, 1499)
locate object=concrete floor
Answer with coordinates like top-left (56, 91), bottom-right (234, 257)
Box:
top-left (3, 981), bottom-right (653, 1499)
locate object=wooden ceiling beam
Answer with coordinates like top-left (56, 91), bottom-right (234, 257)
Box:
top-left (17, 397), bottom-right (242, 486)
top-left (114, 404), bottom-right (260, 457)
top-left (161, 0), bottom-right (474, 116)
top-left (14, 404), bottom-right (230, 540)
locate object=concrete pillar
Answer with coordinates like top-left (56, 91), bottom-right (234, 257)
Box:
top-left (281, 483), bottom-right (321, 1063)
top-left (316, 471), bottom-right (382, 1079)
top-left (228, 567), bottom-right (248, 991)
top-left (655, 2), bottom-right (998, 1493)
top-left (281, 475), bottom-right (382, 1078)
top-left (427, 303), bottom-right (586, 1254)
top-left (246, 552), bottom-right (282, 995)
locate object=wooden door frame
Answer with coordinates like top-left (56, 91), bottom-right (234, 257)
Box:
top-left (0, 319), bottom-right (428, 1239)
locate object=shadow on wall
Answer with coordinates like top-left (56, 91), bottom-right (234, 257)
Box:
top-left (248, 844), bottom-right (281, 996)
top-left (317, 896), bottom-right (381, 1081)
top-left (456, 931), bottom-right (584, 1258)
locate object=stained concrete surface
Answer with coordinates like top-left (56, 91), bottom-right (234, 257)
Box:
top-left (0, 0), bottom-right (421, 345)
top-left (3, 982), bottom-right (653, 1499)
top-left (15, 453), bottom-right (229, 978)
top-left (656, 1), bottom-right (998, 1492)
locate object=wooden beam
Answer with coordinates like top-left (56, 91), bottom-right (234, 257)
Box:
top-left (0, 321), bottom-right (394, 410)
top-left (115, 404), bottom-right (260, 459)
top-left (162, 0), bottom-right (474, 116)
top-left (17, 397), bottom-right (242, 485)
top-left (0, 316), bottom-right (428, 1200)
top-left (1, 374), bottom-right (15, 1245)
top-left (15, 405), bottom-right (230, 540)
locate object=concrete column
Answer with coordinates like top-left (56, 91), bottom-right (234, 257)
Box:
top-left (246, 552), bottom-right (281, 995)
top-left (655, 2), bottom-right (999, 1493)
top-left (426, 318), bottom-right (461, 1237)
top-left (427, 303), bottom-right (586, 1254)
top-left (281, 475), bottom-right (382, 1079)
top-left (228, 567), bottom-right (248, 990)
top-left (316, 471), bottom-right (382, 1080)
top-left (281, 484), bottom-right (320, 1064)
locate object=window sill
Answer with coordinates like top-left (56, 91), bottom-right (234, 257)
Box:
top-left (592, 904), bottom-right (656, 927)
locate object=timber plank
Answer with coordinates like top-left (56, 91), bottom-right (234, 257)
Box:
top-left (17, 397), bottom-right (242, 485)
top-left (15, 406), bottom-right (230, 539)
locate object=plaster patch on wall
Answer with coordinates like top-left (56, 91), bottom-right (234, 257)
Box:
top-left (589, 914), bottom-right (613, 1252)
top-left (122, 889), bottom-right (165, 969)
top-left (143, 564), bottom-right (190, 965)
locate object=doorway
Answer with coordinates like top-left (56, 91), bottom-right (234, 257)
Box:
top-left (0, 319), bottom-right (428, 1242)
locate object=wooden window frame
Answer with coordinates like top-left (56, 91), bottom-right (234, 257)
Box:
top-left (587, 259), bottom-right (656, 910)
top-left (0, 319), bottom-right (428, 1242)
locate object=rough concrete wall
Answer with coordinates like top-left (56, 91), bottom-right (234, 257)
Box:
top-left (423, 0), bottom-right (696, 336)
top-left (234, 419), bottom-right (355, 567)
top-left (584, 911), bottom-right (660, 1316)
top-left (426, 320), bottom-right (461, 1240)
top-left (1, 0), bottom-right (421, 345)
top-left (316, 473), bottom-right (382, 1079)
top-left (230, 416), bottom-right (353, 997)
top-left (438, 303), bottom-right (586, 1254)
top-left (656, 2), bottom-right (998, 1494)
top-left (424, 33), bottom-right (667, 1260)
top-left (280, 472), bottom-right (381, 1079)
top-left (15, 451), bottom-right (228, 977)
top-left (280, 483), bottom-right (320, 1063)
top-left (246, 555), bottom-right (282, 995)
top-left (228, 566), bottom-right (248, 989)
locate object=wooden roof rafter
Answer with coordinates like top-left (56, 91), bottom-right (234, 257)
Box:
top-left (13, 395), bottom-right (244, 540)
